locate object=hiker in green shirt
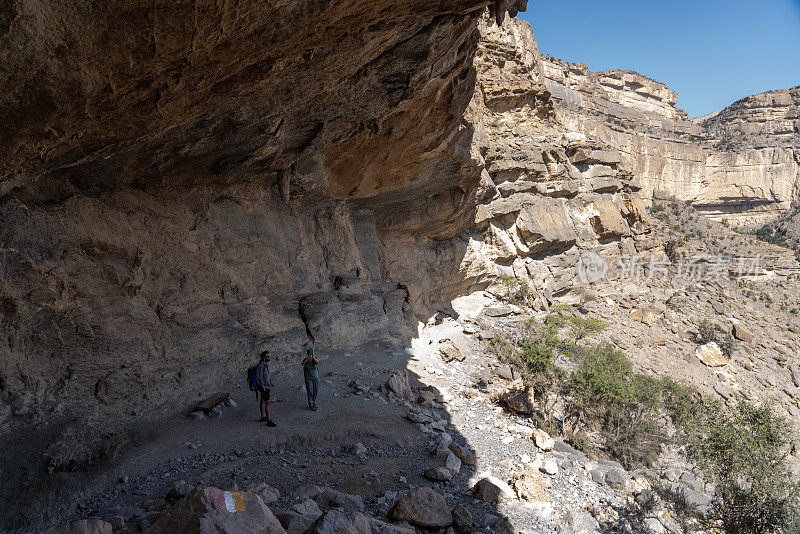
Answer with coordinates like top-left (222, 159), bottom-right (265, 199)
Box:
top-left (302, 347), bottom-right (319, 411)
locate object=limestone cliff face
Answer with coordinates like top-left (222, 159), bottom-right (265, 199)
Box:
top-left (453, 19), bottom-right (650, 301)
top-left (0, 0), bottom-right (658, 449)
top-left (0, 0), bottom-right (531, 430)
top-left (703, 85), bottom-right (800, 147)
top-left (1, 0), bottom-right (790, 446)
top-left (542, 57), bottom-right (800, 224)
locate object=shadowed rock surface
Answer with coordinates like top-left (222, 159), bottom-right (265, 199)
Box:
top-left (0, 2), bottom-right (652, 437)
top-left (1, 0), bottom-right (526, 426)
top-left (1, 3), bottom-right (799, 532)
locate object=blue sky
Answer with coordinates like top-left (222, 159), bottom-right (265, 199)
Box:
top-left (517, 0), bottom-right (800, 117)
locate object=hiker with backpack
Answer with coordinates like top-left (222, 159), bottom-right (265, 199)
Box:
top-left (301, 347), bottom-right (319, 411)
top-left (248, 350), bottom-right (276, 426)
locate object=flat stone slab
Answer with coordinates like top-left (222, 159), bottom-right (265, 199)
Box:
top-left (193, 392), bottom-right (230, 415)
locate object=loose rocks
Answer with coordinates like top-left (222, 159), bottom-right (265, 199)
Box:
top-left (305, 510), bottom-right (370, 534)
top-left (144, 487), bottom-right (285, 534)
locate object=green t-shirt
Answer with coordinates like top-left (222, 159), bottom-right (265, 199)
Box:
top-left (303, 360), bottom-right (319, 380)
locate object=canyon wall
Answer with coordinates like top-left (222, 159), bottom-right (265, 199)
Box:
top-left (0, 6), bottom-right (795, 523)
top-left (542, 57), bottom-right (800, 225)
top-left (0, 0), bottom-right (523, 429)
top-left (0, 0), bottom-right (655, 449)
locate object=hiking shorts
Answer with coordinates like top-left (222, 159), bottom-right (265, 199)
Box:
top-left (260, 388), bottom-right (271, 401)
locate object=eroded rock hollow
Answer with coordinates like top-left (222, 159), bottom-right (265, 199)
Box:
top-left (1, 2), bottom-right (798, 530)
top-left (2, 0), bottom-right (655, 435)
top-left (1, 0), bottom-right (530, 429)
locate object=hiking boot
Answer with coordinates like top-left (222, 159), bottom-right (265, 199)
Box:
top-left (266, 420), bottom-right (277, 427)
top-left (310, 406), bottom-right (318, 411)
top-left (259, 416), bottom-right (269, 422)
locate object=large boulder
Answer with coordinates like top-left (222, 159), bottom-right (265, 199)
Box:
top-left (273, 511), bottom-right (313, 534)
top-left (424, 467), bottom-right (454, 481)
top-left (680, 487), bottom-right (713, 517)
top-left (290, 499), bottom-right (321, 520)
top-left (145, 487), bottom-right (286, 534)
top-left (439, 341), bottom-right (465, 362)
top-left (533, 429), bottom-right (554, 452)
top-left (631, 307), bottom-right (656, 325)
top-left (247, 482), bottom-right (280, 504)
top-left (587, 200), bottom-right (630, 238)
top-left (389, 487), bottom-right (453, 528)
top-left (557, 509), bottom-right (599, 534)
top-left (473, 475), bottom-right (515, 503)
top-left (511, 468), bottom-right (547, 501)
top-left (315, 487), bottom-right (363, 512)
top-left (449, 442), bottom-right (477, 466)
top-left (732, 323), bottom-right (754, 343)
top-left (489, 380), bottom-right (535, 414)
top-left (385, 370), bottom-right (413, 400)
top-left (515, 202), bottom-right (578, 252)
top-left (451, 505), bottom-right (473, 533)
top-left (695, 342), bottom-right (727, 367)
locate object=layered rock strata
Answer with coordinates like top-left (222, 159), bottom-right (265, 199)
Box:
top-left (703, 85), bottom-right (800, 148)
top-left (384, 18), bottom-right (651, 319)
top-left (0, 1), bottom-right (652, 448)
top-left (542, 57), bottom-right (800, 225)
top-left (4, 4), bottom-right (795, 530)
top-left (0, 0), bottom-right (525, 428)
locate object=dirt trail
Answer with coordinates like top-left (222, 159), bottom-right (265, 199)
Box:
top-left (5, 341), bottom-right (464, 532)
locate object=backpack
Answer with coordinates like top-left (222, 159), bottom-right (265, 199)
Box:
top-left (247, 365), bottom-right (259, 392)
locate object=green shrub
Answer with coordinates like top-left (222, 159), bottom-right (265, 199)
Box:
top-left (497, 274), bottom-right (538, 308)
top-left (717, 332), bottom-right (736, 357)
top-left (494, 323), bottom-right (565, 430)
top-left (568, 316), bottom-right (606, 342)
top-left (490, 336), bottom-right (508, 348)
top-left (697, 319), bottom-right (736, 357)
top-left (499, 323), bottom-right (561, 390)
top-left (683, 400), bottom-right (800, 533)
top-left (565, 431), bottom-right (594, 456)
top-left (564, 343), bottom-right (666, 467)
top-left (569, 343), bottom-right (639, 407)
top-left (489, 322), bottom-right (800, 532)
top-left (516, 323), bottom-right (558, 375)
top-left (698, 319), bottom-right (718, 344)
top-left (512, 283), bottom-right (534, 306)
top-left (604, 401), bottom-right (665, 467)
top-left (546, 313), bottom-right (606, 342)
top-left (659, 376), bottom-right (702, 428)
top-left (752, 222), bottom-right (792, 250)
